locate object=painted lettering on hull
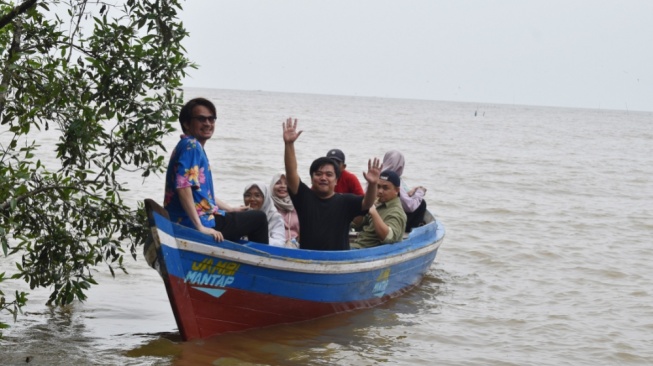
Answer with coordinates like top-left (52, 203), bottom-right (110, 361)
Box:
top-left (185, 258), bottom-right (240, 298)
top-left (184, 271), bottom-right (235, 287)
top-left (191, 258), bottom-right (240, 275)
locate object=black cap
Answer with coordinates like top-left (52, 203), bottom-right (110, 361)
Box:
top-left (380, 170), bottom-right (401, 188)
top-left (326, 149), bottom-right (345, 163)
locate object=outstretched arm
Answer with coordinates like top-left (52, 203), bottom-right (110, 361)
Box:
top-left (283, 117), bottom-right (302, 195)
top-left (361, 157), bottom-right (381, 210)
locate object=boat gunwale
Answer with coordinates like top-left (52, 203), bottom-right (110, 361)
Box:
top-left (155, 224), bottom-right (443, 275)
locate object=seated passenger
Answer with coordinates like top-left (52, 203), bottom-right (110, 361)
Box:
top-left (163, 97), bottom-right (268, 243)
top-left (326, 148), bottom-right (364, 196)
top-left (270, 172), bottom-right (300, 248)
top-left (243, 183), bottom-right (287, 247)
top-left (283, 118), bottom-right (381, 251)
top-left (382, 150), bottom-right (427, 232)
top-left (351, 170), bottom-right (407, 249)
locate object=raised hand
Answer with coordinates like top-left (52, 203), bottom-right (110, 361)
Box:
top-left (362, 157), bottom-right (381, 185)
top-left (361, 157), bottom-right (382, 211)
top-left (283, 117), bottom-right (303, 143)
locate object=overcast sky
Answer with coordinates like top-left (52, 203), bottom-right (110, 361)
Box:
top-left (179, 1), bottom-right (653, 112)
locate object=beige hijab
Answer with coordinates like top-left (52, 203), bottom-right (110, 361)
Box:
top-left (269, 172), bottom-right (294, 212)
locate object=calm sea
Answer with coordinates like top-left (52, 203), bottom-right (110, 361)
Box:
top-left (1, 88), bottom-right (652, 365)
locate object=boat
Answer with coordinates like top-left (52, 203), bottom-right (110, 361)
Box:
top-left (143, 198), bottom-right (445, 341)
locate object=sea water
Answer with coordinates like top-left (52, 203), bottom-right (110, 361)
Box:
top-left (1, 88), bottom-right (652, 365)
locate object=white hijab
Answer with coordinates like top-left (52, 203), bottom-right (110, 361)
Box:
top-left (243, 182), bottom-right (286, 247)
top-left (243, 183), bottom-right (278, 219)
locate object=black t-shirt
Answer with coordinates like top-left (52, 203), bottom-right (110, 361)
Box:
top-left (290, 181), bottom-right (365, 251)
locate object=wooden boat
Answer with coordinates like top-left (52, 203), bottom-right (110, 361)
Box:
top-left (143, 199), bottom-right (445, 341)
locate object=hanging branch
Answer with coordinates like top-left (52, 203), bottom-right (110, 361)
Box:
top-left (0, 0), bottom-right (38, 30)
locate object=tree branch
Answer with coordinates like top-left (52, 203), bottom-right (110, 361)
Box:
top-left (0, 0), bottom-right (38, 30)
top-left (0, 15), bottom-right (23, 115)
top-left (0, 181), bottom-right (123, 212)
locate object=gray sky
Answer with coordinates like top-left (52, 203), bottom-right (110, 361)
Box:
top-left (180, 1), bottom-right (653, 112)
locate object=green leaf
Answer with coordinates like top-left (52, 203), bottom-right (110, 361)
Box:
top-left (0, 0), bottom-right (189, 326)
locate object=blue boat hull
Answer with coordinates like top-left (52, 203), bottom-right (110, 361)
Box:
top-left (144, 199), bottom-right (445, 340)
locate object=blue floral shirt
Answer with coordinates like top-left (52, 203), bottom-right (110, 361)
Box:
top-left (163, 135), bottom-right (219, 228)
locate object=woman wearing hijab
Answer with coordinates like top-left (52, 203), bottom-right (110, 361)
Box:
top-left (269, 172), bottom-right (300, 248)
top-left (381, 150), bottom-right (428, 232)
top-left (243, 182), bottom-right (287, 247)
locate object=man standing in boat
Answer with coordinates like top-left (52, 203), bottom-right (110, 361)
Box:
top-left (163, 97), bottom-right (269, 243)
top-left (282, 118), bottom-right (381, 250)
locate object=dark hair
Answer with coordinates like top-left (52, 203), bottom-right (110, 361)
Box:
top-left (178, 97), bottom-right (217, 133)
top-left (309, 157), bottom-right (341, 180)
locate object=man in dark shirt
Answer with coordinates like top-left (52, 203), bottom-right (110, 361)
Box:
top-left (283, 118), bottom-right (380, 250)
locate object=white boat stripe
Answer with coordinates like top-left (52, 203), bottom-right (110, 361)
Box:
top-left (157, 230), bottom-right (440, 274)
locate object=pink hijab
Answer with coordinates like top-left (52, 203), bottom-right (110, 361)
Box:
top-left (381, 150), bottom-right (405, 177)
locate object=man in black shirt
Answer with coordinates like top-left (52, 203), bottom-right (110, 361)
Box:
top-left (282, 118), bottom-right (381, 250)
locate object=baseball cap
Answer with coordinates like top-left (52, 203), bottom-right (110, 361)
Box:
top-left (379, 170), bottom-right (401, 188)
top-left (326, 149), bottom-right (345, 163)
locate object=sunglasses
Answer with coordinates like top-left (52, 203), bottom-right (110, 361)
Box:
top-left (192, 115), bottom-right (217, 123)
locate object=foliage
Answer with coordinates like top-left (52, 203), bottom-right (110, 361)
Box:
top-left (0, 0), bottom-right (192, 334)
